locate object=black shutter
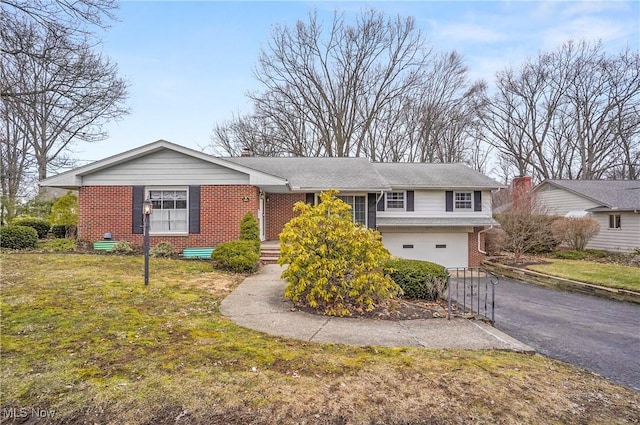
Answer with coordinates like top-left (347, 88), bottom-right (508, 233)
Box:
top-left (445, 191), bottom-right (453, 212)
top-left (132, 186), bottom-right (144, 234)
top-left (474, 191), bottom-right (482, 212)
top-left (406, 191), bottom-right (414, 212)
top-left (189, 185), bottom-right (201, 234)
top-left (367, 193), bottom-right (377, 229)
top-left (377, 194), bottom-right (385, 211)
top-left (305, 193), bottom-right (315, 205)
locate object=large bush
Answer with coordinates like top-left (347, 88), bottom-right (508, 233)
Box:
top-left (10, 217), bottom-right (51, 239)
top-left (279, 190), bottom-right (401, 317)
top-left (383, 259), bottom-right (449, 301)
top-left (1, 225), bottom-right (38, 249)
top-left (495, 212), bottom-right (557, 260)
top-left (211, 240), bottom-right (259, 273)
top-left (239, 212), bottom-right (260, 252)
top-left (551, 217), bottom-right (600, 251)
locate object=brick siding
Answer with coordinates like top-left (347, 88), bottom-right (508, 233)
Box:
top-left (265, 193), bottom-right (305, 240)
top-left (79, 185), bottom-right (259, 251)
top-left (468, 226), bottom-right (487, 267)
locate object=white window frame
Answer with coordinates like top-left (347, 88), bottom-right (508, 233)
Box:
top-left (385, 191), bottom-right (406, 210)
top-left (336, 194), bottom-right (368, 227)
top-left (147, 187), bottom-right (189, 235)
top-left (609, 214), bottom-right (621, 229)
top-left (454, 191), bottom-right (473, 211)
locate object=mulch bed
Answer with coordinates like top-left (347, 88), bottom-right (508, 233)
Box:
top-left (292, 298), bottom-right (449, 320)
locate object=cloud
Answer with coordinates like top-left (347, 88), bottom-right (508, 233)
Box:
top-left (433, 22), bottom-right (506, 44)
top-left (541, 16), bottom-right (634, 50)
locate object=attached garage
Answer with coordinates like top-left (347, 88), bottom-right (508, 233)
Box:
top-left (381, 230), bottom-right (469, 268)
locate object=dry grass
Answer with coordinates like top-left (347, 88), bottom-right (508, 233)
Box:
top-left (1, 253), bottom-right (639, 424)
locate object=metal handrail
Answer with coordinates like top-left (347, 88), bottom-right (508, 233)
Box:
top-left (447, 267), bottom-right (499, 324)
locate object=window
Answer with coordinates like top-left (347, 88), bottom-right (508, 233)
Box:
top-left (454, 192), bottom-right (472, 210)
top-left (609, 214), bottom-right (621, 229)
top-left (386, 191), bottom-right (405, 209)
top-left (148, 189), bottom-right (188, 234)
top-left (337, 195), bottom-right (367, 226)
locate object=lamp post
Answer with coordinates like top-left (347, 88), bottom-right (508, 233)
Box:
top-left (143, 198), bottom-right (153, 285)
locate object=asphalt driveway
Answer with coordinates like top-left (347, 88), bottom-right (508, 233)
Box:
top-left (493, 277), bottom-right (640, 392)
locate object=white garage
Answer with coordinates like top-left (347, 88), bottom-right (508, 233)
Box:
top-left (381, 231), bottom-right (469, 268)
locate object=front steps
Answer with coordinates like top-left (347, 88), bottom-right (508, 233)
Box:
top-left (260, 243), bottom-right (280, 265)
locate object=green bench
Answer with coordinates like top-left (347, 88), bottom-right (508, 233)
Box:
top-left (181, 247), bottom-right (215, 259)
top-left (93, 241), bottom-right (118, 251)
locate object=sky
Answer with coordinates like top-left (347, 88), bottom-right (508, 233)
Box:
top-left (72, 0), bottom-right (640, 165)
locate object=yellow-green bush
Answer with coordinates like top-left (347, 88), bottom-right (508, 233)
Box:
top-left (279, 190), bottom-right (401, 316)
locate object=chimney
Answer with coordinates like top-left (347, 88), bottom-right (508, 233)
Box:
top-left (511, 176), bottom-right (532, 211)
top-left (241, 148), bottom-right (253, 157)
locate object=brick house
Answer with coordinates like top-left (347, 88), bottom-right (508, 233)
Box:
top-left (40, 140), bottom-right (501, 268)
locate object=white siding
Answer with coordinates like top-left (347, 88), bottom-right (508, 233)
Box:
top-left (587, 212), bottom-right (640, 253)
top-left (82, 150), bottom-right (250, 186)
top-left (377, 190), bottom-right (493, 219)
top-left (536, 183), bottom-right (599, 215)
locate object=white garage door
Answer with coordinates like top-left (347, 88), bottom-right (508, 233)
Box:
top-left (381, 232), bottom-right (468, 268)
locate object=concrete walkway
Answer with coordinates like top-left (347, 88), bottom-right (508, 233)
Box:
top-left (220, 265), bottom-right (533, 352)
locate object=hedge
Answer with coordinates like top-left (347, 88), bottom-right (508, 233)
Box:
top-left (10, 217), bottom-right (50, 239)
top-left (383, 258), bottom-right (449, 301)
top-left (211, 240), bottom-right (259, 273)
top-left (1, 225), bottom-right (39, 249)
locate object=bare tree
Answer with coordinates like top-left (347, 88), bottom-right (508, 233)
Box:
top-left (480, 40), bottom-right (640, 181)
top-left (210, 9), bottom-right (482, 167)
top-left (1, 18), bottom-right (128, 180)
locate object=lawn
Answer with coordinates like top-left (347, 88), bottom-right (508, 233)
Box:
top-left (528, 259), bottom-right (640, 292)
top-left (2, 253), bottom-right (639, 424)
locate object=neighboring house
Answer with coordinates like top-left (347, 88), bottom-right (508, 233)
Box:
top-left (40, 140), bottom-right (501, 268)
top-left (533, 179), bottom-right (640, 253)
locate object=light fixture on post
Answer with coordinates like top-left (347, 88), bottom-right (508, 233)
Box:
top-left (143, 198), bottom-right (153, 285)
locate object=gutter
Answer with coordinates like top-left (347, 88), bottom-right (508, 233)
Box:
top-left (477, 225), bottom-right (494, 255)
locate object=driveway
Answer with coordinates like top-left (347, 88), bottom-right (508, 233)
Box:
top-left (493, 277), bottom-right (640, 392)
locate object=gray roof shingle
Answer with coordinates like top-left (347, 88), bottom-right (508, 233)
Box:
top-left (228, 157), bottom-right (501, 191)
top-left (372, 163), bottom-right (501, 189)
top-left (544, 180), bottom-right (640, 210)
top-left (226, 157), bottom-right (390, 191)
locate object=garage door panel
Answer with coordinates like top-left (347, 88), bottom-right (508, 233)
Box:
top-left (381, 232), bottom-right (468, 268)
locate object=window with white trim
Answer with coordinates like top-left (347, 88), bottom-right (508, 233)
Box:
top-left (454, 192), bottom-right (472, 210)
top-left (609, 214), bottom-right (621, 229)
top-left (386, 191), bottom-right (405, 210)
top-left (148, 189), bottom-right (188, 234)
top-left (337, 195), bottom-right (367, 226)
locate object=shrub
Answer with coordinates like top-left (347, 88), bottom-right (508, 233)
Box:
top-left (383, 258), bottom-right (449, 301)
top-left (0, 225), bottom-right (38, 249)
top-left (39, 238), bottom-right (76, 252)
top-left (48, 191), bottom-right (78, 226)
top-left (484, 227), bottom-right (507, 256)
top-left (495, 212), bottom-right (557, 260)
top-left (111, 240), bottom-right (134, 255)
top-left (551, 217), bottom-right (600, 251)
top-left (279, 190), bottom-right (402, 317)
top-left (239, 211), bottom-right (261, 252)
top-left (10, 217), bottom-right (51, 239)
top-left (150, 241), bottom-right (174, 258)
top-left (51, 224), bottom-right (77, 239)
top-left (211, 240), bottom-right (259, 273)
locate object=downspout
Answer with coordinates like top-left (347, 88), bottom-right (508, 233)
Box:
top-left (477, 225), bottom-right (494, 255)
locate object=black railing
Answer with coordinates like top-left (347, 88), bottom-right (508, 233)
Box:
top-left (447, 267), bottom-right (499, 323)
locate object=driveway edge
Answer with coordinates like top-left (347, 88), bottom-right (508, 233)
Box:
top-left (483, 260), bottom-right (640, 304)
